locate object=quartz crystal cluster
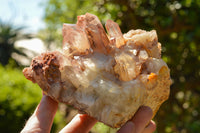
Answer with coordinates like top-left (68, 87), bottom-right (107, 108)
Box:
top-left (23, 13), bottom-right (171, 128)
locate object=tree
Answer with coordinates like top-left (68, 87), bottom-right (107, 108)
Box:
top-left (0, 21), bottom-right (31, 66)
top-left (42, 0), bottom-right (200, 132)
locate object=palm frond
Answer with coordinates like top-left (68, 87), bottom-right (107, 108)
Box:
top-left (0, 21), bottom-right (33, 66)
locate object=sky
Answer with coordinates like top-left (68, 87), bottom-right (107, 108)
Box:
top-left (0, 0), bottom-right (47, 33)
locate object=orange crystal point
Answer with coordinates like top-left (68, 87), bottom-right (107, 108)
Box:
top-left (62, 23), bottom-right (91, 56)
top-left (105, 19), bottom-right (125, 48)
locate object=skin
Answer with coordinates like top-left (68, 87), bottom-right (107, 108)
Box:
top-left (21, 95), bottom-right (156, 133)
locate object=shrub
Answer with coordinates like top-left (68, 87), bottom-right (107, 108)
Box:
top-left (0, 65), bottom-right (42, 132)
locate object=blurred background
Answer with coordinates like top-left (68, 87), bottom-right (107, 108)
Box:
top-left (0, 0), bottom-right (200, 132)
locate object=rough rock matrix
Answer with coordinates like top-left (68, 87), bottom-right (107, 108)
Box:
top-left (23, 13), bottom-right (171, 128)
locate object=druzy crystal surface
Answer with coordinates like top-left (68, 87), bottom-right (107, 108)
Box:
top-left (23, 13), bottom-right (171, 128)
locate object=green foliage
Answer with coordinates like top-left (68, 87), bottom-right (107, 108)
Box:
top-left (0, 65), bottom-right (42, 132)
top-left (0, 65), bottom-right (65, 133)
top-left (91, 122), bottom-right (117, 133)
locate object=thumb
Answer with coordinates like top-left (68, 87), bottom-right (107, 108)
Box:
top-left (21, 95), bottom-right (58, 133)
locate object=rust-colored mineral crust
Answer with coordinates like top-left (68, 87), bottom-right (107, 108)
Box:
top-left (23, 13), bottom-right (171, 128)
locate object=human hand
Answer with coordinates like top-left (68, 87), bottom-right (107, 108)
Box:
top-left (21, 95), bottom-right (156, 133)
top-left (21, 95), bottom-right (97, 133)
top-left (117, 106), bottom-right (156, 133)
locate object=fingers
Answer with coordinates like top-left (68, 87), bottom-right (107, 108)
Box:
top-left (131, 106), bottom-right (153, 133)
top-left (59, 114), bottom-right (97, 133)
top-left (117, 121), bottom-right (136, 133)
top-left (117, 106), bottom-right (155, 133)
top-left (34, 95), bottom-right (58, 131)
top-left (142, 120), bottom-right (156, 133)
top-left (21, 95), bottom-right (58, 133)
